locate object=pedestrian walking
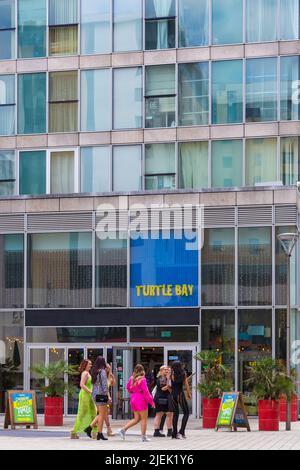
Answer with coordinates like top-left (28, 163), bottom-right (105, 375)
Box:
top-left (119, 364), bottom-right (155, 442)
top-left (171, 361), bottom-right (191, 439)
top-left (71, 359), bottom-right (97, 439)
top-left (153, 365), bottom-right (174, 437)
top-left (84, 356), bottom-right (109, 441)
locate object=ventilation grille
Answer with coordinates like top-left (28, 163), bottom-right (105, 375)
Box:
top-left (238, 206), bottom-right (273, 225)
top-left (275, 206), bottom-right (298, 225)
top-left (0, 215), bottom-right (24, 233)
top-left (129, 207), bottom-right (201, 231)
top-left (96, 209), bottom-right (129, 232)
top-left (27, 212), bottom-right (93, 232)
top-left (204, 207), bottom-right (236, 226)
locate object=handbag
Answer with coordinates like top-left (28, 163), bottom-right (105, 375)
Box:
top-left (157, 397), bottom-right (168, 406)
top-left (95, 394), bottom-right (109, 403)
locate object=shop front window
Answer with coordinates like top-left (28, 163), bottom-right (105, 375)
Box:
top-left (0, 312), bottom-right (24, 413)
top-left (275, 226), bottom-right (297, 307)
top-left (27, 233), bottom-right (92, 308)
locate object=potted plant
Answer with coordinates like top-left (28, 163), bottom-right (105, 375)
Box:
top-left (243, 394), bottom-right (258, 416)
top-left (245, 358), bottom-right (296, 431)
top-left (31, 360), bottom-right (78, 426)
top-left (196, 351), bottom-right (233, 429)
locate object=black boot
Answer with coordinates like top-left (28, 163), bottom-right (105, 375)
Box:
top-left (97, 433), bottom-right (108, 441)
top-left (167, 428), bottom-right (173, 437)
top-left (153, 429), bottom-right (165, 437)
top-left (84, 426), bottom-right (92, 439)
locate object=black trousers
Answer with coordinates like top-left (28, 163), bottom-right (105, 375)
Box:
top-left (172, 393), bottom-right (190, 436)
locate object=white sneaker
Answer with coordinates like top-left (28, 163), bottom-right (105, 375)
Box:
top-left (176, 433), bottom-right (184, 440)
top-left (142, 435), bottom-right (151, 442)
top-left (119, 429), bottom-right (126, 440)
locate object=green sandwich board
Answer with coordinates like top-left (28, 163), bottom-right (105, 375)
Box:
top-left (216, 392), bottom-right (250, 432)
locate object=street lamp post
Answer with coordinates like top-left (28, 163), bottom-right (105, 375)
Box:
top-left (277, 231), bottom-right (299, 432)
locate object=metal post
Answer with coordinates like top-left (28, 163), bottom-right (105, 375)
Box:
top-left (286, 254), bottom-right (291, 431)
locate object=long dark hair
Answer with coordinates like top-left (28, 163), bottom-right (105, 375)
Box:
top-left (91, 356), bottom-right (107, 384)
top-left (171, 361), bottom-right (186, 384)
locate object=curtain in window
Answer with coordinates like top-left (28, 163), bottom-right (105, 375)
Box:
top-left (81, 69), bottom-right (111, 132)
top-left (49, 25), bottom-right (78, 56)
top-left (280, 137), bottom-right (299, 185)
top-left (179, 142), bottom-right (208, 189)
top-left (151, 0), bottom-right (174, 49)
top-left (81, 0), bottom-right (110, 54)
top-left (114, 68), bottom-right (142, 129)
top-left (49, 71), bottom-right (77, 132)
top-left (146, 65), bottom-right (175, 96)
top-left (113, 0), bottom-right (142, 52)
top-left (18, 73), bottom-right (46, 134)
top-left (145, 143), bottom-right (175, 174)
top-left (179, 0), bottom-right (209, 47)
top-left (19, 151), bottom-right (46, 195)
top-left (247, 0), bottom-right (277, 43)
top-left (246, 139), bottom-right (277, 185)
top-left (81, 147), bottom-right (110, 193)
top-left (49, 0), bottom-right (78, 25)
top-left (50, 152), bottom-right (74, 194)
top-left (280, 0), bottom-right (299, 40)
top-left (0, 75), bottom-right (14, 104)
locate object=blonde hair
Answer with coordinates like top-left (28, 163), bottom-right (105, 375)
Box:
top-left (157, 365), bottom-right (168, 379)
top-left (132, 364), bottom-right (145, 386)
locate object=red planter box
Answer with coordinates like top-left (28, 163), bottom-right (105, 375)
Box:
top-left (280, 397), bottom-right (298, 422)
top-left (44, 397), bottom-right (64, 427)
top-left (258, 400), bottom-right (279, 431)
top-left (202, 398), bottom-right (221, 429)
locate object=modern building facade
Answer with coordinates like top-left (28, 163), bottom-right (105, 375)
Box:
top-left (0, 0), bottom-right (300, 418)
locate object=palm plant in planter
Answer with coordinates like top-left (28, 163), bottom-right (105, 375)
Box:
top-left (31, 360), bottom-right (79, 426)
top-left (245, 358), bottom-right (296, 431)
top-left (196, 351), bottom-right (233, 429)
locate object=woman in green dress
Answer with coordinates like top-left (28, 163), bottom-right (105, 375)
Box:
top-left (71, 360), bottom-right (97, 439)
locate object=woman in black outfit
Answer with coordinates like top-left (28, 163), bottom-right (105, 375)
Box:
top-left (171, 361), bottom-right (191, 439)
top-left (153, 366), bottom-right (174, 437)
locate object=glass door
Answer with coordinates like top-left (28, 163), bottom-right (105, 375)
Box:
top-left (164, 347), bottom-right (197, 417)
top-left (67, 348), bottom-right (84, 414)
top-left (112, 348), bottom-right (134, 419)
top-left (29, 348), bottom-right (46, 414)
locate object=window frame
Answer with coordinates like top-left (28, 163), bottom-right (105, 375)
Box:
top-left (0, 0), bottom-right (16, 61)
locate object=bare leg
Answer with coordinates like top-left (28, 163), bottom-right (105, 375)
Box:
top-left (140, 410), bottom-right (148, 436)
top-left (124, 412), bottom-right (141, 431)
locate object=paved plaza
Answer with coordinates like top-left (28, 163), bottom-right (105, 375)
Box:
top-left (1, 417), bottom-right (300, 450)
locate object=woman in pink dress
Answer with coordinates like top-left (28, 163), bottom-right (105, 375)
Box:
top-left (119, 364), bottom-right (155, 442)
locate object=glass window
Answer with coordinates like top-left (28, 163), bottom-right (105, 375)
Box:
top-left (246, 58), bottom-right (278, 122)
top-left (96, 235), bottom-right (127, 307)
top-left (201, 310), bottom-right (235, 378)
top-left (26, 327), bottom-right (127, 343)
top-left (28, 233), bottom-right (92, 308)
top-left (18, 0), bottom-right (46, 58)
top-left (145, 143), bottom-right (175, 190)
top-left (49, 71), bottom-right (78, 133)
top-left (179, 0), bottom-right (209, 47)
top-left (280, 137), bottom-right (299, 186)
top-left (113, 0), bottom-right (142, 52)
top-left (238, 227), bottom-right (272, 306)
top-left (0, 0), bottom-right (15, 60)
top-left (239, 310), bottom-right (272, 393)
top-left (19, 151), bottom-right (46, 195)
top-left (280, 56), bottom-right (300, 121)
top-left (81, 147), bottom-right (110, 193)
top-left (212, 140), bottom-right (243, 188)
top-left (280, 0), bottom-right (299, 40)
top-left (81, 69), bottom-right (111, 132)
top-left (275, 226), bottom-right (297, 306)
top-left (81, 0), bottom-right (110, 55)
top-left (145, 0), bottom-right (176, 50)
top-left (0, 75), bottom-right (15, 135)
top-left (50, 151), bottom-right (75, 194)
top-left (212, 60), bottom-right (243, 125)
top-left (145, 65), bottom-right (176, 128)
top-left (246, 138), bottom-right (277, 185)
top-left (0, 235), bottom-right (24, 308)
top-left (0, 150), bottom-right (15, 195)
top-left (0, 312), bottom-right (24, 412)
top-left (113, 146), bottom-right (141, 191)
top-left (276, 309), bottom-right (287, 361)
top-left (247, 0), bottom-right (277, 43)
top-left (179, 141), bottom-right (208, 189)
top-left (202, 229), bottom-right (235, 306)
top-left (131, 327), bottom-right (198, 342)
top-left (18, 73), bottom-right (46, 134)
top-left (179, 62), bottom-right (209, 126)
top-left (212, 0), bottom-right (243, 45)
top-left (49, 0), bottom-right (78, 56)
top-left (113, 68), bottom-right (142, 129)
